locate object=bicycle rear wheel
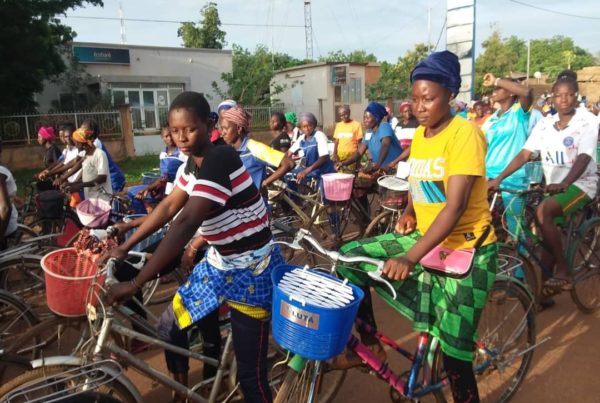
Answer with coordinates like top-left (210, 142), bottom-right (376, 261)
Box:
top-left (273, 359), bottom-right (345, 403)
top-left (364, 209), bottom-right (399, 238)
top-left (570, 220), bottom-right (600, 313)
top-left (0, 365), bottom-right (137, 403)
top-left (431, 279), bottom-right (536, 403)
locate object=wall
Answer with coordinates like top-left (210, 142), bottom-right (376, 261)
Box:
top-left (134, 135), bottom-right (164, 156)
top-left (36, 42), bottom-right (233, 112)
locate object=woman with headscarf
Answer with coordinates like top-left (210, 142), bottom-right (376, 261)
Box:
top-left (34, 126), bottom-right (62, 191)
top-left (284, 111), bottom-right (300, 145)
top-left (64, 120), bottom-right (112, 202)
top-left (337, 102), bottom-right (403, 173)
top-left (393, 102), bottom-right (419, 149)
top-left (334, 51), bottom-right (497, 403)
top-left (287, 112), bottom-right (335, 183)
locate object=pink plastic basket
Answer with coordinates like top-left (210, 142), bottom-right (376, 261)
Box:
top-left (41, 248), bottom-right (104, 317)
top-left (322, 173), bottom-right (354, 201)
top-left (76, 198), bottom-right (111, 228)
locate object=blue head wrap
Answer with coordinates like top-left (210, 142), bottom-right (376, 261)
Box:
top-left (298, 112), bottom-right (318, 127)
top-left (365, 102), bottom-right (388, 122)
top-left (410, 51), bottom-right (461, 95)
top-left (217, 99), bottom-right (237, 113)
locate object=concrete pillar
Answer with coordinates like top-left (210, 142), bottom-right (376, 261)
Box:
top-left (118, 104), bottom-right (135, 159)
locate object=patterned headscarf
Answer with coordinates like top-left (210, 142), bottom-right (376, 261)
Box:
top-left (72, 127), bottom-right (94, 143)
top-left (217, 100), bottom-right (237, 113)
top-left (284, 112), bottom-right (298, 126)
top-left (221, 107), bottom-right (252, 130)
top-left (37, 126), bottom-right (55, 141)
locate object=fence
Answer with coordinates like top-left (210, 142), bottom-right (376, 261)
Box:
top-left (0, 110), bottom-right (123, 144)
top-left (245, 104), bottom-right (286, 130)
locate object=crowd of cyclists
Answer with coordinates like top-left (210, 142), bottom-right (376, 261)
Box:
top-left (1, 48), bottom-right (599, 403)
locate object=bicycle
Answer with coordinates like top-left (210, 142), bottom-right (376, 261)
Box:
top-left (363, 174), bottom-right (409, 237)
top-left (271, 222), bottom-right (541, 403)
top-left (491, 187), bottom-right (600, 313)
top-left (0, 251), bottom-right (332, 403)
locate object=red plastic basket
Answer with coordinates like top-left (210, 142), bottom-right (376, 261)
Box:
top-left (41, 248), bottom-right (105, 317)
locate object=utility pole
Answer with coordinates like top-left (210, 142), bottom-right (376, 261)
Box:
top-left (119, 1), bottom-right (127, 45)
top-left (526, 39), bottom-right (531, 86)
top-left (427, 7), bottom-right (432, 53)
top-left (304, 1), bottom-right (313, 60)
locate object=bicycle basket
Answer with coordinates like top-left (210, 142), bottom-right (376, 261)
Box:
top-left (76, 198), bottom-right (111, 228)
top-left (41, 248), bottom-right (105, 317)
top-left (377, 175), bottom-right (409, 210)
top-left (37, 190), bottom-right (64, 219)
top-left (271, 265), bottom-right (364, 360)
top-left (525, 161), bottom-right (543, 185)
top-left (322, 173), bottom-right (354, 201)
top-left (142, 171), bottom-right (161, 185)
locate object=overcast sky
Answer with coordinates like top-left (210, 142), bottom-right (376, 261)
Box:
top-left (61, 0), bottom-right (600, 63)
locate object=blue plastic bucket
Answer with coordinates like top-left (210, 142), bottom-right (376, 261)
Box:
top-left (271, 265), bottom-right (364, 360)
top-left (124, 214), bottom-right (167, 252)
top-left (142, 172), bottom-right (160, 185)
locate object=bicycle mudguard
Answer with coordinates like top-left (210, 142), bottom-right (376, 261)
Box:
top-left (566, 216), bottom-right (600, 265)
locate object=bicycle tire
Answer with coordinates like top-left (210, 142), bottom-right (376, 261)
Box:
top-left (0, 255), bottom-right (47, 315)
top-left (570, 219), bottom-right (600, 313)
top-left (0, 290), bottom-right (39, 383)
top-left (308, 203), bottom-right (364, 246)
top-left (364, 209), bottom-right (398, 238)
top-left (143, 268), bottom-right (186, 306)
top-left (431, 279), bottom-right (536, 403)
top-left (273, 360), bottom-right (346, 403)
top-left (0, 365), bottom-right (138, 403)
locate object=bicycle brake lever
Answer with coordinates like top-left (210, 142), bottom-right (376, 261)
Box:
top-left (367, 263), bottom-right (397, 299)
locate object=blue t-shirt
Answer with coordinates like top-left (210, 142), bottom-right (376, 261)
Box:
top-left (483, 103), bottom-right (530, 188)
top-left (362, 121), bottom-right (403, 167)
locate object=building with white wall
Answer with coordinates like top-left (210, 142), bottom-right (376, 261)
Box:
top-left (36, 42), bottom-right (232, 130)
top-left (271, 62), bottom-right (380, 133)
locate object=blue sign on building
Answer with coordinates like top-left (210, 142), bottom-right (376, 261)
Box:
top-left (73, 46), bottom-right (130, 65)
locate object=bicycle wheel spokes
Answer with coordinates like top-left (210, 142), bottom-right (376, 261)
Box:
top-left (0, 256), bottom-right (47, 316)
top-left (273, 359), bottom-right (345, 403)
top-left (570, 221), bottom-right (600, 313)
top-left (473, 280), bottom-right (535, 403)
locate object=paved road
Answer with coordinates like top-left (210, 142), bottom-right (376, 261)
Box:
top-left (129, 288), bottom-right (600, 402)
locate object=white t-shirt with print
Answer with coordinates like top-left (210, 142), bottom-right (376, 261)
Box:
top-left (81, 147), bottom-right (113, 201)
top-left (0, 166), bottom-right (18, 235)
top-left (523, 108), bottom-right (599, 198)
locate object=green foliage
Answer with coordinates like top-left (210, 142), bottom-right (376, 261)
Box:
top-left (367, 43), bottom-right (430, 100)
top-left (178, 2), bottom-right (226, 49)
top-left (318, 50), bottom-right (378, 64)
top-left (475, 30), bottom-right (595, 95)
top-left (212, 44), bottom-right (307, 105)
top-left (0, 0), bottom-right (103, 114)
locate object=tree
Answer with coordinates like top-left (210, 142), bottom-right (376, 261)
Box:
top-left (474, 31), bottom-right (595, 95)
top-left (178, 2), bottom-right (226, 49)
top-left (367, 43), bottom-right (430, 100)
top-left (0, 0), bottom-right (103, 113)
top-left (212, 45), bottom-right (306, 105)
top-left (318, 50), bottom-right (378, 64)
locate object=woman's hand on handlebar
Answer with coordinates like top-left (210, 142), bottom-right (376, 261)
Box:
top-left (383, 256), bottom-right (415, 281)
top-left (99, 246), bottom-right (129, 266)
top-left (106, 281), bottom-right (139, 306)
top-left (487, 178), bottom-right (501, 191)
top-left (395, 211), bottom-right (416, 235)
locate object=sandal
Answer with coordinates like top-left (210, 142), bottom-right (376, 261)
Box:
top-left (544, 276), bottom-right (573, 291)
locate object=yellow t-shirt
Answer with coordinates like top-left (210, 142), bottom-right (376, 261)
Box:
top-left (333, 120), bottom-right (363, 161)
top-left (408, 116), bottom-right (496, 249)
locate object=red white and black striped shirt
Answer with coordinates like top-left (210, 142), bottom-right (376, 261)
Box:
top-left (175, 145), bottom-right (272, 256)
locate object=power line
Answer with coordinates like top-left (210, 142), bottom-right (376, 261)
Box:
top-left (509, 0), bottom-right (600, 20)
top-left (63, 15), bottom-right (305, 27)
top-left (433, 17), bottom-right (447, 52)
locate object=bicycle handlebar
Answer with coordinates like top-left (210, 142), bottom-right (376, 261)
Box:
top-left (103, 251), bottom-right (149, 287)
top-left (272, 221), bottom-right (397, 299)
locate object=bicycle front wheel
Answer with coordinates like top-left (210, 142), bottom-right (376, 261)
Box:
top-left (273, 360), bottom-right (346, 403)
top-left (570, 220), bottom-right (600, 313)
top-left (431, 279), bottom-right (536, 403)
top-left (0, 255), bottom-right (46, 314)
top-left (0, 365), bottom-right (138, 403)
top-left (364, 209), bottom-right (399, 237)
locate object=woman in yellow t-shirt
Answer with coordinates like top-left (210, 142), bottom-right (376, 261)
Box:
top-left (335, 51), bottom-right (497, 403)
top-left (332, 105), bottom-right (363, 166)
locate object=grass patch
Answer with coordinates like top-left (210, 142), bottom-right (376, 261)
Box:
top-left (12, 154), bottom-right (159, 197)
